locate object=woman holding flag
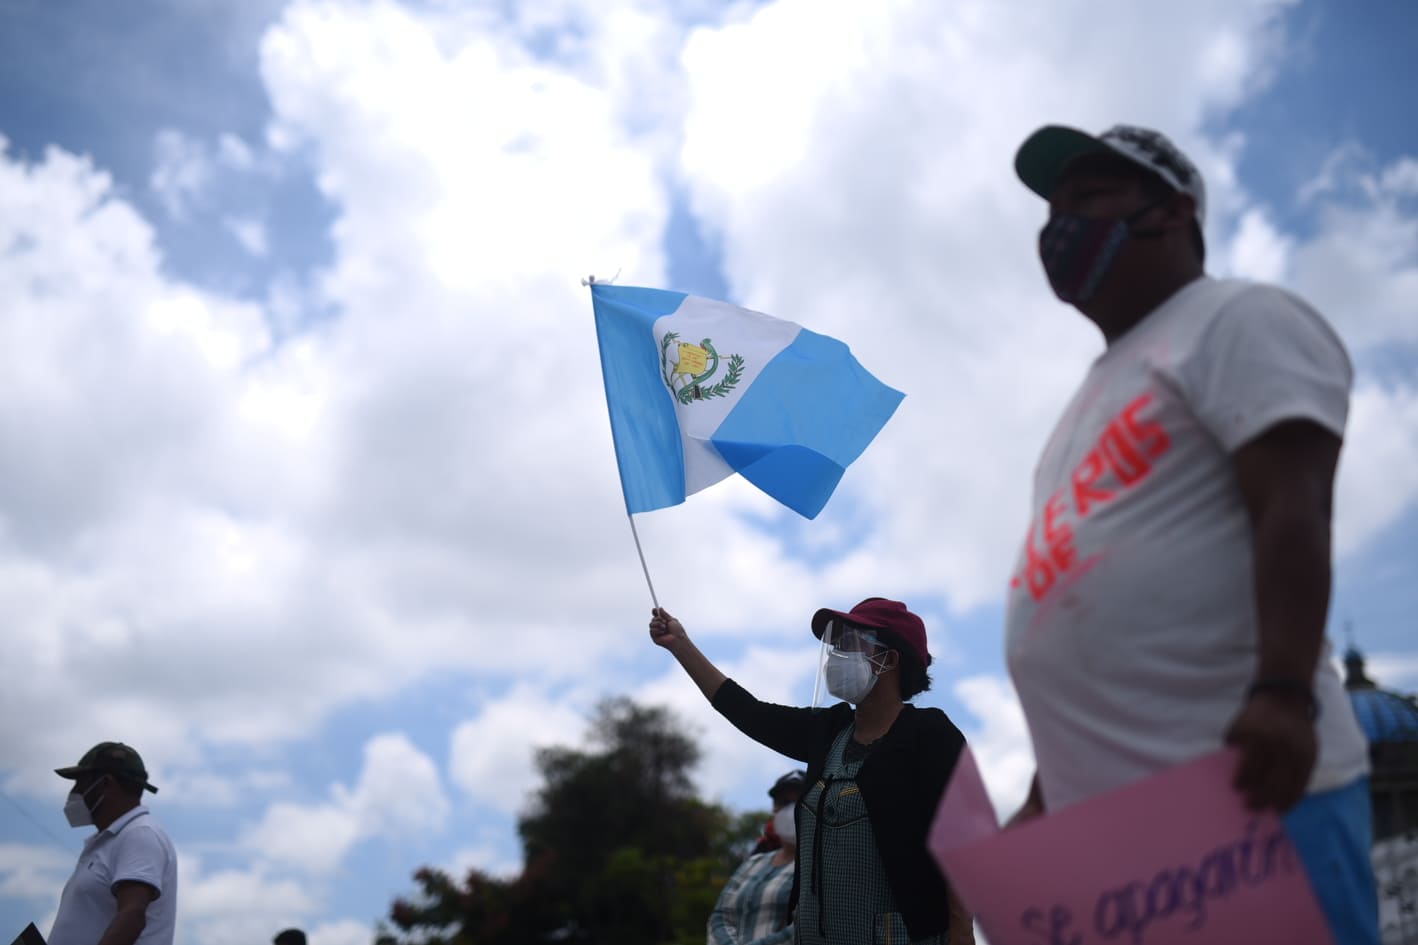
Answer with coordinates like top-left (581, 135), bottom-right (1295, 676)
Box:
top-left (649, 599), bottom-right (975, 944)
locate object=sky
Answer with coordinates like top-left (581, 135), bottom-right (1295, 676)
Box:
top-left (1, 0), bottom-right (1415, 943)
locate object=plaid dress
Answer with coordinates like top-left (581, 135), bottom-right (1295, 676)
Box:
top-left (708, 851), bottom-right (795, 945)
top-left (796, 725), bottom-right (949, 945)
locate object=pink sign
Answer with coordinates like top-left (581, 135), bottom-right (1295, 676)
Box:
top-left (928, 749), bottom-right (1333, 945)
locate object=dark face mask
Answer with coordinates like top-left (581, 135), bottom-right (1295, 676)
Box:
top-left (1037, 198), bottom-right (1166, 305)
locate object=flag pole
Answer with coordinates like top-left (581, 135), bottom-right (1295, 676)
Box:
top-left (626, 513), bottom-right (660, 609)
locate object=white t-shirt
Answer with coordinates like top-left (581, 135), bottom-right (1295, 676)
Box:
top-left (1005, 276), bottom-right (1370, 812)
top-left (50, 806), bottom-right (178, 945)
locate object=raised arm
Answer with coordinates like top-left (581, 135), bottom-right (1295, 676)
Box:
top-left (649, 607), bottom-right (832, 762)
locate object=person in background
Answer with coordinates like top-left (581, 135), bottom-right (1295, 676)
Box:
top-left (273, 929), bottom-right (307, 945)
top-left (708, 770), bottom-right (806, 945)
top-left (750, 771), bottom-right (807, 856)
top-left (49, 742), bottom-right (177, 945)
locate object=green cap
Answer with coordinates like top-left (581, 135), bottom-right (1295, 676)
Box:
top-left (55, 742), bottom-right (158, 794)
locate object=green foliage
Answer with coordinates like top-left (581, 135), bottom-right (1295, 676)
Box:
top-left (382, 698), bottom-right (765, 945)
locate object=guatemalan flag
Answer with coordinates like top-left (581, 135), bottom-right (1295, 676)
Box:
top-left (591, 284), bottom-right (904, 519)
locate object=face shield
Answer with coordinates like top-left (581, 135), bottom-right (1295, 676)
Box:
top-left (812, 618), bottom-right (891, 707)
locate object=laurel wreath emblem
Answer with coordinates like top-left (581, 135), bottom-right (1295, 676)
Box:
top-left (660, 331), bottom-right (745, 404)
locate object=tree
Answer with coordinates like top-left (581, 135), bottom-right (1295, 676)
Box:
top-left (382, 698), bottom-right (766, 945)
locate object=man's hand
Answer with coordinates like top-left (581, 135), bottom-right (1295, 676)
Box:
top-left (649, 607), bottom-right (688, 650)
top-left (1004, 772), bottom-right (1044, 829)
top-left (1224, 690), bottom-right (1317, 811)
top-left (1004, 797), bottom-right (1044, 830)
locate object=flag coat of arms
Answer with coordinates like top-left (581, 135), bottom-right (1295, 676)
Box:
top-left (591, 284), bottom-right (903, 519)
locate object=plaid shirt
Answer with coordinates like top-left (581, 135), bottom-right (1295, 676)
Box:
top-left (708, 851), bottom-right (795, 945)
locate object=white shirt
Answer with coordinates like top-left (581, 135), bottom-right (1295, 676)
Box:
top-left (1005, 276), bottom-right (1370, 812)
top-left (50, 806), bottom-right (178, 945)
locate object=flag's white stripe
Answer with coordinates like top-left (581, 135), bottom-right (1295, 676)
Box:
top-left (652, 296), bottom-right (801, 497)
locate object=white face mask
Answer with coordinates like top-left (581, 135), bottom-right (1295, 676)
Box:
top-left (64, 792), bottom-right (94, 828)
top-left (772, 806), bottom-right (796, 846)
top-left (63, 779), bottom-right (105, 828)
top-left (824, 651), bottom-right (882, 704)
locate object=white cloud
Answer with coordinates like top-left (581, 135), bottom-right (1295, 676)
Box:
top-left (1225, 206), bottom-right (1292, 283)
top-left (226, 216), bottom-right (269, 256)
top-left (157, 769), bottom-right (293, 809)
top-left (242, 733), bottom-right (448, 874)
top-left (951, 676), bottom-right (1035, 817)
top-left (1379, 157), bottom-right (1418, 197)
top-left (1336, 383), bottom-right (1418, 557)
top-left (0, 842), bottom-right (71, 902)
top-left (218, 133), bottom-right (257, 172)
top-left (448, 688), bottom-right (590, 816)
top-left (151, 128), bottom-right (215, 220)
top-left (177, 856), bottom-right (320, 945)
top-left (309, 919), bottom-right (379, 945)
top-left (446, 841), bottom-right (521, 881)
top-left (1289, 155), bottom-right (1418, 351)
top-left (1298, 142), bottom-right (1366, 205)
top-left (1365, 653), bottom-right (1418, 691)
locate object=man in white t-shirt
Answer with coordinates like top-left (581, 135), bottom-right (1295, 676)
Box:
top-left (50, 742), bottom-right (178, 945)
top-left (1005, 123), bottom-right (1378, 943)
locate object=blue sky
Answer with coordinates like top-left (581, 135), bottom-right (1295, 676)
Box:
top-left (1, 2), bottom-right (1415, 944)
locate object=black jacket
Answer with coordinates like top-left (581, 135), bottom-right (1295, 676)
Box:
top-left (712, 679), bottom-right (966, 941)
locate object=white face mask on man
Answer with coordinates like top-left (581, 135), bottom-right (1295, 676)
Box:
top-left (63, 779), bottom-right (107, 828)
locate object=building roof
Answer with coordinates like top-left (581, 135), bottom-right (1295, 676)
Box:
top-left (1344, 647), bottom-right (1418, 745)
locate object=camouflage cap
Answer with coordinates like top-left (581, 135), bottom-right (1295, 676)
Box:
top-left (55, 742), bottom-right (158, 793)
top-left (1015, 123), bottom-right (1206, 225)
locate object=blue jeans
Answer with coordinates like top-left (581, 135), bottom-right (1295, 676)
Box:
top-left (1283, 777), bottom-right (1380, 945)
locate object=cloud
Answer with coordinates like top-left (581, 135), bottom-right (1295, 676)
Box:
top-left (0, 842), bottom-right (71, 902)
top-left (1289, 154), bottom-right (1418, 351)
top-left (448, 688), bottom-right (590, 816)
top-left (1365, 653), bottom-right (1418, 691)
top-left (177, 856), bottom-right (320, 945)
top-left (308, 920), bottom-right (380, 945)
top-left (951, 676), bottom-right (1035, 816)
top-left (1335, 383), bottom-right (1418, 557)
top-left (241, 733), bottom-right (448, 874)
top-left (446, 841), bottom-right (522, 881)
top-left (1, 0), bottom-right (690, 796)
top-left (157, 769), bottom-right (293, 810)
top-left (226, 216), bottom-right (269, 256)
top-left (1224, 207), bottom-right (1292, 283)
top-left (151, 129), bottom-right (215, 220)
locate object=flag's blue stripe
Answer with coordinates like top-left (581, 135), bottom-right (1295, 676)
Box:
top-left (710, 328), bottom-right (904, 519)
top-left (591, 284), bottom-right (688, 514)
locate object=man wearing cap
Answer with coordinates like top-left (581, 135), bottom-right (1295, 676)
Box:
top-left (650, 599), bottom-right (974, 945)
top-left (708, 769), bottom-right (805, 945)
top-left (1006, 123), bottom-right (1377, 942)
top-left (51, 742), bottom-right (178, 945)
top-left (751, 771), bottom-right (807, 856)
